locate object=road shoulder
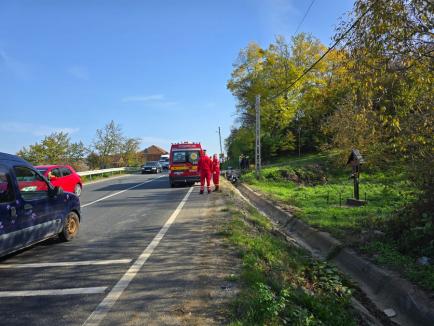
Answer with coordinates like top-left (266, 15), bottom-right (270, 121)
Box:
top-left (99, 188), bottom-right (241, 326)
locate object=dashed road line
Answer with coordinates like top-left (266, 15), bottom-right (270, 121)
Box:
top-left (0, 259), bottom-right (132, 269)
top-left (83, 186), bottom-right (194, 326)
top-left (0, 287), bottom-right (107, 297)
top-left (81, 176), bottom-right (163, 208)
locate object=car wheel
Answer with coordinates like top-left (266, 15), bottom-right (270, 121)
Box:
top-left (59, 211), bottom-right (80, 242)
top-left (74, 184), bottom-right (82, 197)
top-left (170, 182), bottom-right (175, 188)
top-left (141, 171), bottom-right (145, 174)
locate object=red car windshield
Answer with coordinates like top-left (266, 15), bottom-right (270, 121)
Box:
top-left (172, 150), bottom-right (200, 164)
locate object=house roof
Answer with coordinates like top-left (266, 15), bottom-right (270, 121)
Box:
top-left (142, 145), bottom-right (168, 155)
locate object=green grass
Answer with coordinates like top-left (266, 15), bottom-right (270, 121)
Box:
top-left (221, 198), bottom-right (358, 325)
top-left (360, 241), bottom-right (434, 291)
top-left (240, 153), bottom-right (434, 291)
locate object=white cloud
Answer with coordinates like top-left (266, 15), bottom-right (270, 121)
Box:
top-left (260, 0), bottom-right (299, 36)
top-left (0, 122), bottom-right (79, 137)
top-left (67, 65), bottom-right (89, 80)
top-left (0, 49), bottom-right (7, 64)
top-left (121, 94), bottom-right (178, 108)
top-left (0, 48), bottom-right (31, 79)
top-left (205, 101), bottom-right (217, 108)
top-left (122, 94), bottom-right (165, 102)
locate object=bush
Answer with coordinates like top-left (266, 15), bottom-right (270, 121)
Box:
top-left (385, 202), bottom-right (434, 258)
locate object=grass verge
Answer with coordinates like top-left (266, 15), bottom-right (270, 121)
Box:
top-left (221, 192), bottom-right (359, 325)
top-left (240, 153), bottom-right (434, 292)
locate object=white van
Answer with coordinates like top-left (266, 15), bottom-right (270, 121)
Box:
top-left (159, 154), bottom-right (170, 170)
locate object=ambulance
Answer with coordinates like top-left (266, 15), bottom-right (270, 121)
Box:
top-left (169, 142), bottom-right (202, 187)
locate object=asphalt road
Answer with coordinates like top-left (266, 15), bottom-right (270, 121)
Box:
top-left (0, 172), bottom-right (225, 326)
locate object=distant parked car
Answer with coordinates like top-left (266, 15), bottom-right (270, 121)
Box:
top-left (36, 165), bottom-right (83, 197)
top-left (141, 161), bottom-right (162, 174)
top-left (0, 152), bottom-right (81, 258)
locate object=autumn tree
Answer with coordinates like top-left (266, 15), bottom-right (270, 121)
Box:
top-left (93, 120), bottom-right (124, 168)
top-left (326, 0), bottom-right (433, 184)
top-left (121, 138), bottom-right (142, 166)
top-left (226, 34), bottom-right (345, 160)
top-left (17, 132), bottom-right (88, 167)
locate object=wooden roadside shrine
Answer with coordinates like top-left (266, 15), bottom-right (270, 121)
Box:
top-left (346, 149), bottom-right (367, 206)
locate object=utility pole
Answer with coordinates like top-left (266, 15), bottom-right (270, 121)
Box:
top-left (218, 126), bottom-right (223, 160)
top-left (255, 95), bottom-right (261, 178)
top-left (295, 109), bottom-right (304, 158)
top-left (298, 127), bottom-right (301, 158)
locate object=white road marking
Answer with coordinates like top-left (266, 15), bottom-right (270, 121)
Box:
top-left (0, 287), bottom-right (107, 297)
top-left (0, 259), bottom-right (132, 269)
top-left (83, 187), bottom-right (194, 326)
top-left (82, 176), bottom-right (163, 208)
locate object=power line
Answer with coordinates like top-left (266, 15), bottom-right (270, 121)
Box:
top-left (293, 0), bottom-right (316, 36)
top-left (270, 1), bottom-right (374, 100)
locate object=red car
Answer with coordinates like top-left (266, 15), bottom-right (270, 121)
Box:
top-left (36, 165), bottom-right (83, 196)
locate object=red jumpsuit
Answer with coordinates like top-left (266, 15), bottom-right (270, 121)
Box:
top-left (212, 155), bottom-right (220, 191)
top-left (198, 154), bottom-right (212, 193)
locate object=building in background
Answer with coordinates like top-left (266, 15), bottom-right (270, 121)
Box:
top-left (142, 145), bottom-right (168, 163)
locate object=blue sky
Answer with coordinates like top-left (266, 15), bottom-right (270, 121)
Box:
top-left (0, 0), bottom-right (353, 156)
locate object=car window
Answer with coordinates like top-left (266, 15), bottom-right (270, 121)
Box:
top-left (51, 168), bottom-right (62, 177)
top-left (0, 170), bottom-right (14, 203)
top-left (14, 166), bottom-right (49, 201)
top-left (37, 168), bottom-right (47, 175)
top-left (61, 167), bottom-right (72, 176)
top-left (172, 151), bottom-right (199, 164)
top-left (172, 152), bottom-right (186, 163)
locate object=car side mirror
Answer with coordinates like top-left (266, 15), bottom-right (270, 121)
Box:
top-left (50, 186), bottom-right (63, 197)
top-left (49, 175), bottom-right (57, 181)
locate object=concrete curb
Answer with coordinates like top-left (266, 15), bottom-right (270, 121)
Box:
top-left (238, 183), bottom-right (434, 326)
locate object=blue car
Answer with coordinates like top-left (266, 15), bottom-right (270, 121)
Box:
top-left (0, 152), bottom-right (81, 257)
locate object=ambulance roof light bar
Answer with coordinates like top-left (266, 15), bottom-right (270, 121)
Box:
top-left (171, 141), bottom-right (200, 145)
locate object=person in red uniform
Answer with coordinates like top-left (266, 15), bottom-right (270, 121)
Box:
top-left (212, 154), bottom-right (220, 192)
top-left (198, 149), bottom-right (212, 194)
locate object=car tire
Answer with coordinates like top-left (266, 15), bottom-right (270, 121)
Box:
top-left (170, 182), bottom-right (175, 188)
top-left (141, 171), bottom-right (145, 174)
top-left (74, 184), bottom-right (82, 197)
top-left (59, 211), bottom-right (80, 242)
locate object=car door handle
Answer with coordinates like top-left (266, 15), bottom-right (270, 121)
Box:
top-left (10, 207), bottom-right (17, 218)
top-left (24, 204), bottom-right (33, 210)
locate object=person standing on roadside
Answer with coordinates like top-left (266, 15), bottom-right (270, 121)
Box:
top-left (212, 154), bottom-right (220, 192)
top-left (198, 149), bottom-right (212, 194)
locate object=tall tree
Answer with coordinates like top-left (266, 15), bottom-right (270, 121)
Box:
top-left (17, 132), bottom-right (72, 165)
top-left (93, 120), bottom-right (124, 168)
top-left (226, 34), bottom-right (344, 160)
top-left (68, 141), bottom-right (88, 162)
top-left (327, 0), bottom-right (433, 165)
top-left (121, 138), bottom-right (142, 166)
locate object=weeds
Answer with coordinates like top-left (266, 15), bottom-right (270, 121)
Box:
top-left (240, 153), bottom-right (434, 291)
top-left (223, 203), bottom-right (357, 325)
